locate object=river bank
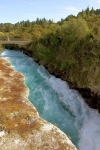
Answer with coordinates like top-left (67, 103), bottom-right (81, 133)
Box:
top-left (0, 57), bottom-right (77, 150)
top-left (2, 43), bottom-right (100, 113)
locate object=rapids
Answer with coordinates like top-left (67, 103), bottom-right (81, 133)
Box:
top-left (1, 49), bottom-right (100, 150)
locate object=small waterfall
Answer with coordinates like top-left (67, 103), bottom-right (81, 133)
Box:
top-left (1, 49), bottom-right (100, 150)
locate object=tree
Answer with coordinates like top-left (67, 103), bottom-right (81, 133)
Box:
top-left (24, 20), bottom-right (31, 27)
top-left (61, 18), bottom-right (89, 42)
top-left (90, 7), bottom-right (95, 15)
top-left (85, 6), bottom-right (90, 16)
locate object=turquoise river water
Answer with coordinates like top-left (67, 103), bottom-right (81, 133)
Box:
top-left (1, 49), bottom-right (100, 150)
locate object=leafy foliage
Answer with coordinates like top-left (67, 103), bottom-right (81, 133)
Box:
top-left (1, 8), bottom-right (100, 88)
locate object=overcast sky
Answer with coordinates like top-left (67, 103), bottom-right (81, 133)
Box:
top-left (0, 0), bottom-right (100, 24)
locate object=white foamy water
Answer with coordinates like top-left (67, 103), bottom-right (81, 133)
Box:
top-left (1, 49), bottom-right (100, 150)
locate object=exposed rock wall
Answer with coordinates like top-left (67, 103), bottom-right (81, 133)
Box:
top-left (0, 58), bottom-right (77, 150)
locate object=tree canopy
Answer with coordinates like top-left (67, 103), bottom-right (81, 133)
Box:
top-left (1, 7), bottom-right (100, 88)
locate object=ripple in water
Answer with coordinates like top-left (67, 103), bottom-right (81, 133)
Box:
top-left (1, 49), bottom-right (100, 150)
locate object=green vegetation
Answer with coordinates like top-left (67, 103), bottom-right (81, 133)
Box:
top-left (1, 7), bottom-right (100, 91)
top-left (0, 44), bottom-right (4, 53)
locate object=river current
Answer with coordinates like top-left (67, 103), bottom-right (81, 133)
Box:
top-left (1, 49), bottom-right (100, 150)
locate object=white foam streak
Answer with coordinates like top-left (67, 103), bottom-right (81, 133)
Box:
top-left (47, 76), bottom-right (100, 150)
top-left (79, 113), bottom-right (100, 150)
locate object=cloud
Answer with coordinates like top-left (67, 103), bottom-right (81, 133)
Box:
top-left (29, 2), bottom-right (36, 6)
top-left (91, 0), bottom-right (100, 3)
top-left (63, 7), bottom-right (80, 12)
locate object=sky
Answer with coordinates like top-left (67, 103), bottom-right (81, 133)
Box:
top-left (0, 0), bottom-right (100, 24)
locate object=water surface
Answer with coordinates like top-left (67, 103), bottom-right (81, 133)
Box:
top-left (1, 49), bottom-right (100, 150)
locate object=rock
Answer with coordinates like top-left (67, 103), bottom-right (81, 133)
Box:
top-left (0, 58), bottom-right (77, 150)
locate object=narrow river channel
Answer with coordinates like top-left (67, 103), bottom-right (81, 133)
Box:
top-left (1, 49), bottom-right (100, 150)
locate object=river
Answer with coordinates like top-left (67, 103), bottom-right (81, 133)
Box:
top-left (1, 49), bottom-right (100, 150)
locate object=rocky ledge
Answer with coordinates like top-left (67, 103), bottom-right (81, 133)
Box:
top-left (0, 58), bottom-right (77, 150)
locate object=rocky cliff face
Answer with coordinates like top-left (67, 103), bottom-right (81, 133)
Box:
top-left (0, 58), bottom-right (77, 150)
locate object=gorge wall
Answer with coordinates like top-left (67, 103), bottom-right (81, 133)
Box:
top-left (3, 43), bottom-right (100, 113)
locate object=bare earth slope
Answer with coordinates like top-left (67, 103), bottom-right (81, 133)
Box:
top-left (0, 58), bottom-right (77, 150)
